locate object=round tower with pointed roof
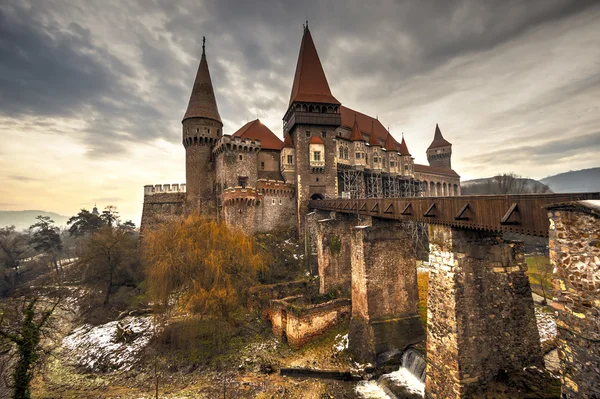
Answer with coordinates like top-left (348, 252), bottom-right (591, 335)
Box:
top-left (182, 37), bottom-right (223, 214)
top-left (427, 124), bottom-right (452, 169)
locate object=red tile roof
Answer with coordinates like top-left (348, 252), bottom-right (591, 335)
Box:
top-left (414, 164), bottom-right (460, 178)
top-left (398, 136), bottom-right (411, 156)
top-left (309, 135), bottom-right (324, 144)
top-left (349, 118), bottom-right (364, 141)
top-left (368, 121), bottom-right (381, 146)
top-left (183, 41), bottom-right (222, 123)
top-left (289, 27), bottom-right (340, 106)
top-left (340, 106), bottom-right (396, 147)
top-left (384, 132), bottom-right (396, 151)
top-left (283, 132), bottom-right (294, 148)
top-left (232, 119), bottom-right (283, 150)
top-left (428, 124), bottom-right (452, 150)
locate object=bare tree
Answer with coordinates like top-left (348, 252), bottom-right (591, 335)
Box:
top-left (0, 227), bottom-right (29, 278)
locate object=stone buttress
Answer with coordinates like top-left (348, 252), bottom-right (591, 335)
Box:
top-left (426, 225), bottom-right (542, 399)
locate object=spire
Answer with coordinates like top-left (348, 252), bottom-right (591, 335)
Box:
top-left (399, 135), bottom-right (411, 156)
top-left (289, 26), bottom-right (340, 106)
top-left (384, 131), bottom-right (396, 151)
top-left (427, 123), bottom-right (451, 150)
top-left (350, 117), bottom-right (364, 141)
top-left (369, 121), bottom-right (380, 146)
top-left (182, 37), bottom-right (222, 123)
top-left (283, 131), bottom-right (294, 148)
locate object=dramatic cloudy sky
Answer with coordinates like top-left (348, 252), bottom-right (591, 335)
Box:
top-left (1, 0), bottom-right (599, 223)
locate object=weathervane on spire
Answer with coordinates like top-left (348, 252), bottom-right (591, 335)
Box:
top-left (202, 36), bottom-right (206, 54)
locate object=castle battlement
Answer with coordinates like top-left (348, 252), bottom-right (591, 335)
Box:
top-left (257, 179), bottom-right (295, 197)
top-left (222, 186), bottom-right (263, 205)
top-left (213, 135), bottom-right (262, 155)
top-left (144, 184), bottom-right (187, 195)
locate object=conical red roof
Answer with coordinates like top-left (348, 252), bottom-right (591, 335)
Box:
top-left (427, 124), bottom-right (452, 150)
top-left (350, 118), bottom-right (364, 141)
top-left (232, 119), bottom-right (283, 150)
top-left (384, 131), bottom-right (396, 151)
top-left (183, 39), bottom-right (222, 123)
top-left (283, 132), bottom-right (294, 148)
top-left (368, 121), bottom-right (380, 146)
top-left (399, 135), bottom-right (411, 156)
top-left (309, 135), bottom-right (324, 144)
top-left (289, 27), bottom-right (340, 106)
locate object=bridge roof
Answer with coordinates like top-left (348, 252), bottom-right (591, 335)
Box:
top-left (309, 193), bottom-right (600, 237)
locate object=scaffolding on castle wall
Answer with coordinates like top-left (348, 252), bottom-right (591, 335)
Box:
top-left (366, 173), bottom-right (383, 199)
top-left (340, 169), bottom-right (365, 199)
top-left (383, 176), bottom-right (400, 198)
top-left (399, 178), bottom-right (425, 197)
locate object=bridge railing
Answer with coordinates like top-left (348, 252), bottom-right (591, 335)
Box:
top-left (308, 192), bottom-right (600, 237)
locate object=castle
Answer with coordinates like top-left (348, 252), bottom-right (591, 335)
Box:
top-left (141, 26), bottom-right (460, 236)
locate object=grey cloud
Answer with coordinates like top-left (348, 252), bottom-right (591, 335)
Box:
top-left (9, 175), bottom-right (41, 182)
top-left (466, 131), bottom-right (600, 165)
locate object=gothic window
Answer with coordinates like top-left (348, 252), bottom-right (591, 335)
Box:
top-left (239, 154), bottom-right (243, 160)
top-left (344, 148), bottom-right (349, 159)
top-left (261, 161), bottom-right (265, 170)
top-left (339, 147), bottom-right (343, 158)
top-left (287, 155), bottom-right (293, 164)
top-left (356, 152), bottom-right (360, 159)
top-left (238, 176), bottom-right (248, 188)
top-left (306, 130), bottom-right (310, 137)
top-left (313, 151), bottom-right (321, 161)
top-left (321, 131), bottom-right (326, 138)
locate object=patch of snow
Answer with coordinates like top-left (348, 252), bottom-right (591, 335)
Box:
top-left (333, 333), bottom-right (348, 353)
top-left (62, 316), bottom-right (153, 372)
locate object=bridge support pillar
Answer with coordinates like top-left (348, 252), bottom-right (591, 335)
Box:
top-left (426, 225), bottom-right (542, 399)
top-left (315, 213), bottom-right (360, 295)
top-left (547, 202), bottom-right (600, 399)
top-left (349, 220), bottom-right (425, 364)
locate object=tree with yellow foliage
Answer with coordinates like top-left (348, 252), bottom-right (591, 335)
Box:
top-left (142, 215), bottom-right (266, 321)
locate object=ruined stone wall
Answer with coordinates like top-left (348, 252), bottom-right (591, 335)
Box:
top-left (270, 297), bottom-right (351, 349)
top-left (426, 225), bottom-right (542, 399)
top-left (315, 214), bottom-right (357, 295)
top-left (547, 203), bottom-right (600, 399)
top-left (349, 220), bottom-right (425, 364)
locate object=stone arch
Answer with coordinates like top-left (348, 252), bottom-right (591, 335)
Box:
top-left (311, 193), bottom-right (324, 200)
top-left (436, 182), bottom-right (441, 196)
top-left (443, 182), bottom-right (447, 196)
top-left (429, 182), bottom-right (435, 196)
top-left (454, 184), bottom-right (459, 196)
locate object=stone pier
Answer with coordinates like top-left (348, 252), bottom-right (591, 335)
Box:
top-left (547, 201), bottom-right (600, 399)
top-left (349, 220), bottom-right (425, 364)
top-left (426, 225), bottom-right (542, 399)
top-left (315, 213), bottom-right (358, 295)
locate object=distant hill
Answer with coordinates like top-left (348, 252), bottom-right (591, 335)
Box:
top-left (462, 175), bottom-right (551, 195)
top-left (0, 210), bottom-right (70, 231)
top-left (540, 167), bottom-right (600, 193)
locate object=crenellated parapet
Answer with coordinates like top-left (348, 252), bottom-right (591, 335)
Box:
top-left (257, 179), bottom-right (295, 198)
top-left (144, 184), bottom-right (187, 195)
top-left (213, 135), bottom-right (262, 155)
top-left (222, 186), bottom-right (263, 205)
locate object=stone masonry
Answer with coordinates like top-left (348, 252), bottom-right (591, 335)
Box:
top-left (547, 201), bottom-right (600, 399)
top-left (426, 225), bottom-right (542, 399)
top-left (315, 213), bottom-right (358, 296)
top-left (349, 219), bottom-right (425, 364)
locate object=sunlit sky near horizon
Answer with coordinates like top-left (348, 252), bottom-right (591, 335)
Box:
top-left (1, 0), bottom-right (599, 224)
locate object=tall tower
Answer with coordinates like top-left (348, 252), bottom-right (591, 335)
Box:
top-left (427, 124), bottom-right (452, 169)
top-left (182, 37), bottom-right (223, 214)
top-left (283, 25), bottom-right (341, 234)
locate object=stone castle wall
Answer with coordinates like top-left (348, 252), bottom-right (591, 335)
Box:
top-left (426, 225), bottom-right (542, 399)
top-left (140, 184), bottom-right (186, 236)
top-left (547, 202), bottom-right (600, 399)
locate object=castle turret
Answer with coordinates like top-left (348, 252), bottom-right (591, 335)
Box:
top-left (281, 132), bottom-right (296, 183)
top-left (427, 124), bottom-right (452, 169)
top-left (283, 25), bottom-right (341, 234)
top-left (384, 131), bottom-right (398, 174)
top-left (350, 117), bottom-right (366, 169)
top-left (182, 37), bottom-right (223, 214)
top-left (399, 134), bottom-right (414, 177)
top-left (368, 121), bottom-right (382, 170)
